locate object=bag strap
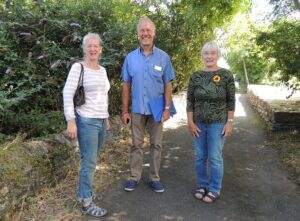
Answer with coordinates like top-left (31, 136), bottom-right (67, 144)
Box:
top-left (77, 63), bottom-right (84, 86)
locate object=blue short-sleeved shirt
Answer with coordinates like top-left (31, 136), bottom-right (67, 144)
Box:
top-left (122, 46), bottom-right (175, 115)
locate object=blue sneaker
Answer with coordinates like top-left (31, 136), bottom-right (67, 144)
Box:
top-left (124, 180), bottom-right (138, 192)
top-left (149, 181), bottom-right (165, 193)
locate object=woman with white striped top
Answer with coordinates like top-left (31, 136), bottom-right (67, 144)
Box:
top-left (63, 33), bottom-right (110, 217)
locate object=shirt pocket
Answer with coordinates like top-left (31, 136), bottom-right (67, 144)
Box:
top-left (150, 64), bottom-right (163, 78)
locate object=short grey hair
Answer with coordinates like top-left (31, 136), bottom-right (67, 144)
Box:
top-left (136, 16), bottom-right (156, 33)
top-left (201, 41), bottom-right (221, 58)
top-left (82, 33), bottom-right (102, 50)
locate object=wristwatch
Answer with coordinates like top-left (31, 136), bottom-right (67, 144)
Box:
top-left (227, 119), bottom-right (234, 122)
top-left (165, 106), bottom-right (170, 110)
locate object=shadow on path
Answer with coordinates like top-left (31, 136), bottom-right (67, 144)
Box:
top-left (95, 94), bottom-right (300, 221)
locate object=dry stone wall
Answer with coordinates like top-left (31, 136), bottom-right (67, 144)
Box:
top-left (247, 85), bottom-right (300, 131)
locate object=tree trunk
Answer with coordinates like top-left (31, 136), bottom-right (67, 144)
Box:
top-left (242, 59), bottom-right (249, 86)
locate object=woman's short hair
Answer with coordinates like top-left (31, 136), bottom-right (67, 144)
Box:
top-left (201, 41), bottom-right (221, 58)
top-left (136, 16), bottom-right (156, 33)
top-left (82, 33), bottom-right (102, 50)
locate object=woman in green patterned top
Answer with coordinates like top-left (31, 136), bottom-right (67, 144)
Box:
top-left (186, 41), bottom-right (235, 203)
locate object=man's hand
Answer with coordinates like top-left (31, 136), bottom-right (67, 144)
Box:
top-left (161, 109), bottom-right (170, 122)
top-left (121, 112), bottom-right (131, 125)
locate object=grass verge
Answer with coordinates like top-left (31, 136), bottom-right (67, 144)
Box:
top-left (14, 119), bottom-right (131, 221)
top-left (266, 129), bottom-right (300, 187)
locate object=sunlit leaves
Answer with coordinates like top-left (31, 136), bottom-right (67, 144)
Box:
top-left (256, 18), bottom-right (300, 90)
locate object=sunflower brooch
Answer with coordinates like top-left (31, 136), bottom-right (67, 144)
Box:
top-left (212, 74), bottom-right (221, 83)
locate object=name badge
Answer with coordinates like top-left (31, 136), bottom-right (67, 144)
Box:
top-left (154, 65), bottom-right (162, 71)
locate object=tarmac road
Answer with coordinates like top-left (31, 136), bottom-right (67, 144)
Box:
top-left (96, 93), bottom-right (300, 221)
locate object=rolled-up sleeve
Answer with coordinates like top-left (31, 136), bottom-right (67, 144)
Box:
top-left (121, 57), bottom-right (132, 83)
top-left (163, 56), bottom-right (175, 84)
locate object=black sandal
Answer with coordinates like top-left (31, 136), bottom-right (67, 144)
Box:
top-left (202, 191), bottom-right (220, 203)
top-left (194, 188), bottom-right (207, 200)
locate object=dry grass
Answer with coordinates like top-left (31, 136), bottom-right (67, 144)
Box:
top-left (17, 120), bottom-right (131, 221)
top-left (266, 129), bottom-right (300, 186)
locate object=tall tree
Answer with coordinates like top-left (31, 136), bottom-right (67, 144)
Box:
top-left (256, 18), bottom-right (300, 91)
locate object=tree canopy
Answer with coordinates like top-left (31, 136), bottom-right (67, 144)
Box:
top-left (224, 1), bottom-right (300, 93)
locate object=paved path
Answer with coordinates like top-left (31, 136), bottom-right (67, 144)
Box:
top-left (96, 94), bottom-right (300, 221)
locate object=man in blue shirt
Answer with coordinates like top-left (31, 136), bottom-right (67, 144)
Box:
top-left (121, 17), bottom-right (175, 193)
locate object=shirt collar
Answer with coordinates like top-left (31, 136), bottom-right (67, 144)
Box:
top-left (139, 45), bottom-right (156, 55)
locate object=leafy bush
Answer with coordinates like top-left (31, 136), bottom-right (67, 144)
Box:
top-left (2, 110), bottom-right (65, 137)
top-left (0, 0), bottom-right (250, 139)
top-left (0, 0), bottom-right (136, 137)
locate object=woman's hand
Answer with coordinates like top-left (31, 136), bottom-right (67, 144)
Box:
top-left (188, 121), bottom-right (201, 138)
top-left (107, 119), bottom-right (112, 130)
top-left (67, 120), bottom-right (77, 139)
top-left (222, 121), bottom-right (233, 138)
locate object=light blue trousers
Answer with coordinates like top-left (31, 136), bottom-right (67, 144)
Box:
top-left (76, 113), bottom-right (107, 202)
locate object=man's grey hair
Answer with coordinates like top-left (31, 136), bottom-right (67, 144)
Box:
top-left (136, 16), bottom-right (156, 33)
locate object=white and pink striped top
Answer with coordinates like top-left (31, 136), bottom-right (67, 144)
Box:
top-left (63, 62), bottom-right (110, 121)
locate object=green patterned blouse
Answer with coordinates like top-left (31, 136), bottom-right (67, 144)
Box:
top-left (186, 68), bottom-right (235, 123)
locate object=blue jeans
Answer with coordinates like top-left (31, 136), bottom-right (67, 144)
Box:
top-left (193, 122), bottom-right (225, 193)
top-left (76, 113), bottom-right (107, 202)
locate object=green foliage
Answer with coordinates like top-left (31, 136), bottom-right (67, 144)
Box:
top-left (2, 111), bottom-right (65, 138)
top-left (0, 0), bottom-right (136, 137)
top-left (255, 18), bottom-right (300, 91)
top-left (0, 0), bottom-right (249, 139)
top-left (226, 47), bottom-right (269, 85)
top-left (224, 14), bottom-right (269, 85)
top-left (225, 11), bottom-right (300, 93)
top-left (151, 0), bottom-right (251, 91)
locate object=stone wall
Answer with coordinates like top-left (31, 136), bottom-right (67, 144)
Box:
top-left (247, 85), bottom-right (300, 131)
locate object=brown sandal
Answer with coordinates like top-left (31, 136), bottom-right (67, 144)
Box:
top-left (202, 191), bottom-right (220, 203)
